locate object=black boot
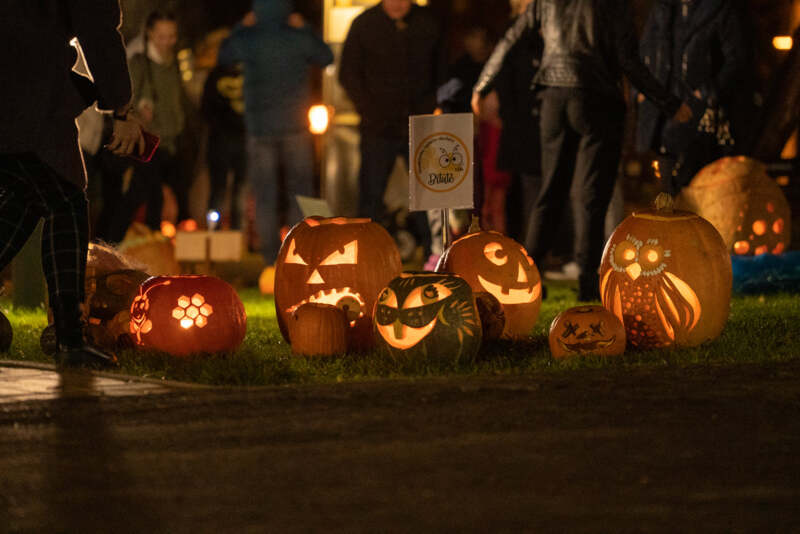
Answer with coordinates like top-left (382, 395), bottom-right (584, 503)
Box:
top-left (577, 272), bottom-right (600, 302)
top-left (52, 299), bottom-right (118, 369)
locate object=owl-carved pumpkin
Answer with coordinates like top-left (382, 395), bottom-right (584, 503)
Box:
top-left (600, 194), bottom-right (732, 349)
top-left (275, 217), bottom-right (402, 351)
top-left (677, 156), bottom-right (791, 256)
top-left (374, 272), bottom-right (482, 363)
top-left (549, 305), bottom-right (626, 358)
top-left (130, 275), bottom-right (246, 355)
top-left (437, 226), bottom-right (541, 339)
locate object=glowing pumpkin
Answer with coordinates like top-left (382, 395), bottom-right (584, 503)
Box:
top-left (437, 226), bottom-right (541, 339)
top-left (275, 217), bottom-right (402, 351)
top-left (130, 275), bottom-right (246, 355)
top-left (600, 194), bottom-right (732, 349)
top-left (289, 303), bottom-right (348, 356)
top-left (374, 272), bottom-right (481, 363)
top-left (549, 305), bottom-right (626, 358)
top-left (677, 156), bottom-right (791, 256)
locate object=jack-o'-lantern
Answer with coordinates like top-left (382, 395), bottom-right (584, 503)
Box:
top-left (130, 275), bottom-right (246, 355)
top-left (600, 194), bottom-right (732, 349)
top-left (0, 310), bottom-right (11, 352)
top-left (275, 217), bottom-right (402, 351)
top-left (289, 303), bottom-right (348, 356)
top-left (549, 305), bottom-right (626, 358)
top-left (437, 221), bottom-right (541, 338)
top-left (677, 156), bottom-right (791, 256)
top-left (374, 272), bottom-right (481, 363)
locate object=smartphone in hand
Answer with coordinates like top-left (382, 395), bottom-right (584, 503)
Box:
top-left (129, 130), bottom-right (160, 163)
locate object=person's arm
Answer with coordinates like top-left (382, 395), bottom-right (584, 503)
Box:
top-left (473, 4), bottom-right (535, 98)
top-left (67, 0), bottom-right (130, 113)
top-left (338, 18), bottom-right (369, 114)
top-left (710, 6), bottom-right (747, 106)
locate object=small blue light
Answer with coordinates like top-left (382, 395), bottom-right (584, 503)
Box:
top-left (207, 210), bottom-right (220, 223)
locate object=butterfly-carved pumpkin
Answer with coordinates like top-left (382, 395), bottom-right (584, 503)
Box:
top-left (600, 194), bottom-right (731, 349)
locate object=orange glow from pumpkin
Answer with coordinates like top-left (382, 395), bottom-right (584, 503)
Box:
top-left (767, 202), bottom-right (775, 213)
top-left (773, 243), bottom-right (785, 254)
top-left (626, 263), bottom-right (642, 280)
top-left (733, 241), bottom-right (750, 255)
top-left (376, 319), bottom-right (438, 350)
top-left (755, 245), bottom-right (769, 255)
top-left (624, 249), bottom-right (636, 261)
top-left (172, 293), bottom-right (214, 329)
top-left (773, 218), bottom-right (784, 234)
top-left (286, 288), bottom-right (366, 325)
top-left (286, 239), bottom-right (307, 265)
top-left (306, 269), bottom-right (325, 284)
top-left (161, 221), bottom-right (177, 238)
top-left (752, 220), bottom-right (767, 236)
top-left (477, 275), bottom-right (541, 304)
top-left (483, 242), bottom-right (508, 266)
top-left (646, 250), bottom-right (659, 263)
top-left (319, 240), bottom-right (358, 265)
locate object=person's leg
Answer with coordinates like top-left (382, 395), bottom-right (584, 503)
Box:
top-left (280, 132), bottom-right (316, 228)
top-left (163, 149), bottom-right (191, 223)
top-left (206, 132), bottom-right (229, 218)
top-left (248, 136), bottom-right (281, 265)
top-left (0, 156), bottom-right (46, 272)
top-left (358, 135), bottom-right (397, 222)
top-left (567, 92), bottom-right (623, 300)
top-left (228, 133), bottom-right (248, 230)
top-left (524, 90), bottom-right (577, 264)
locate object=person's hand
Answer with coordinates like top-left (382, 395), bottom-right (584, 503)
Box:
top-left (287, 13), bottom-right (305, 29)
top-left (636, 93), bottom-right (645, 104)
top-left (107, 115), bottom-right (145, 157)
top-left (671, 102), bottom-right (693, 124)
top-left (242, 11), bottom-right (257, 27)
top-left (137, 102), bottom-right (154, 126)
top-left (471, 92), bottom-right (481, 116)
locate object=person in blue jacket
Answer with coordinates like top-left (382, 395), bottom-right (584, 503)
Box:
top-left (218, 0), bottom-right (333, 265)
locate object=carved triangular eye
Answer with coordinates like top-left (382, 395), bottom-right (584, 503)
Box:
top-left (286, 239), bottom-right (307, 265)
top-left (320, 240), bottom-right (358, 266)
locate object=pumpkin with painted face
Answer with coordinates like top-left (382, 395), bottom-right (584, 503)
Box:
top-left (600, 194), bottom-right (731, 349)
top-left (129, 275), bottom-right (246, 355)
top-left (437, 229), bottom-right (541, 339)
top-left (275, 217), bottom-right (402, 351)
top-left (549, 305), bottom-right (626, 358)
top-left (374, 272), bottom-right (482, 363)
top-left (677, 156), bottom-right (791, 256)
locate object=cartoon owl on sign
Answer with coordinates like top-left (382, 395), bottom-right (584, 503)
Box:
top-left (599, 197), bottom-right (732, 349)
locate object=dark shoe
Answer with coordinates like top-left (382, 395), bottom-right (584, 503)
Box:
top-left (54, 343), bottom-right (119, 369)
top-left (578, 272), bottom-right (600, 302)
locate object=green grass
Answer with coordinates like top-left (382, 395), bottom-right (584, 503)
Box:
top-left (2, 282), bottom-right (798, 386)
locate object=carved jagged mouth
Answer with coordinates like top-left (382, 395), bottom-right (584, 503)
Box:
top-left (477, 275), bottom-right (541, 305)
top-left (558, 336), bottom-right (616, 353)
top-left (376, 318), bottom-right (438, 350)
top-left (286, 287), bottom-right (366, 326)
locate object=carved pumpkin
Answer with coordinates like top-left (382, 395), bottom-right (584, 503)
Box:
top-left (677, 156), bottom-right (791, 256)
top-left (600, 194), bottom-right (732, 349)
top-left (0, 310), bottom-right (11, 352)
top-left (275, 217), bottom-right (402, 351)
top-left (130, 275), bottom-right (246, 355)
top-left (289, 303), bottom-right (348, 356)
top-left (374, 272), bottom-right (482, 363)
top-left (437, 225), bottom-right (542, 339)
top-left (549, 305), bottom-right (626, 358)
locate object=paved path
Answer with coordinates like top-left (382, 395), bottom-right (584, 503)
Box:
top-left (1, 360), bottom-right (799, 532)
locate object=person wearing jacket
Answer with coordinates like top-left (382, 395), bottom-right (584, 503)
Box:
top-left (472, 0), bottom-right (692, 301)
top-left (218, 0), bottom-right (333, 266)
top-left (0, 0), bottom-right (143, 367)
top-left (339, 0), bottom-right (446, 257)
top-left (634, 0), bottom-right (749, 194)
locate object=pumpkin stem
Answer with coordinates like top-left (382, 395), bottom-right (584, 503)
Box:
top-left (654, 193), bottom-right (675, 213)
top-left (468, 215), bottom-right (482, 234)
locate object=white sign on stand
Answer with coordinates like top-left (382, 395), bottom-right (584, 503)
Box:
top-left (409, 113), bottom-right (474, 212)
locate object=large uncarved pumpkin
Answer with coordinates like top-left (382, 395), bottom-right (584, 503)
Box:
top-left (600, 194), bottom-right (732, 349)
top-left (274, 217), bottom-right (402, 351)
top-left (130, 275), bottom-right (246, 355)
top-left (677, 156), bottom-right (791, 256)
top-left (289, 303), bottom-right (348, 356)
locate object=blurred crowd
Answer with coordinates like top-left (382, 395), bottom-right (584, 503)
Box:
top-left (79, 0), bottom-right (751, 300)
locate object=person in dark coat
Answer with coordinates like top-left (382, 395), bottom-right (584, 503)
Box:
top-left (201, 61), bottom-right (246, 229)
top-left (0, 0), bottom-right (143, 366)
top-left (473, 0), bottom-right (692, 301)
top-left (634, 0), bottom-right (749, 194)
top-left (339, 0), bottom-right (446, 255)
top-left (218, 0), bottom-right (333, 265)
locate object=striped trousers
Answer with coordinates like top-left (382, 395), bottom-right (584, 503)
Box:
top-left (0, 153), bottom-right (88, 314)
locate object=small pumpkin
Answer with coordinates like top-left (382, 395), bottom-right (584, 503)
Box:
top-left (437, 219), bottom-right (542, 339)
top-left (549, 305), bottom-right (626, 358)
top-left (289, 303), bottom-right (348, 356)
top-left (130, 275), bottom-right (246, 355)
top-left (275, 217), bottom-right (402, 351)
top-left (374, 272), bottom-right (482, 363)
top-left (600, 194), bottom-right (732, 349)
top-left (118, 222), bottom-right (180, 275)
top-left (677, 156), bottom-right (791, 255)
top-left (0, 310), bottom-right (12, 352)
